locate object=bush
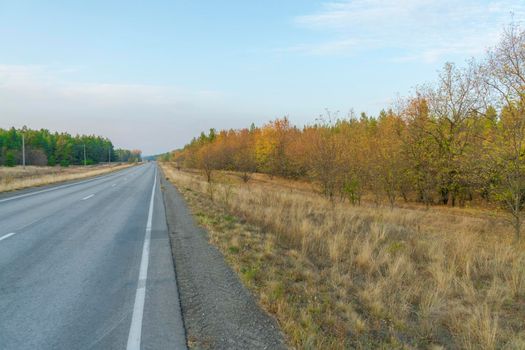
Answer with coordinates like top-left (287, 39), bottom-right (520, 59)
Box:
top-left (47, 155), bottom-right (56, 166)
top-left (5, 152), bottom-right (15, 167)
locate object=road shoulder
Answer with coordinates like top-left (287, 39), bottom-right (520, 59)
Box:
top-left (159, 172), bottom-right (287, 350)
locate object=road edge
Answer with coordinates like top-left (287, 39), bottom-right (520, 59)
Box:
top-left (158, 166), bottom-right (190, 348)
top-left (159, 167), bottom-right (287, 350)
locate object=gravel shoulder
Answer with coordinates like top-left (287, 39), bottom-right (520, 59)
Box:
top-left (159, 173), bottom-right (287, 350)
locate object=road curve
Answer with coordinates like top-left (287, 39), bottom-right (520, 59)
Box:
top-left (0, 162), bottom-right (186, 350)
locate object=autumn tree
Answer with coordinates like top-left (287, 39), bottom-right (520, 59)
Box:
top-left (254, 118), bottom-right (296, 178)
top-left (420, 62), bottom-right (484, 206)
top-left (401, 96), bottom-right (439, 207)
top-left (373, 110), bottom-right (406, 208)
top-left (197, 143), bottom-right (218, 183)
top-left (482, 24), bottom-right (525, 241)
top-left (307, 123), bottom-right (345, 202)
top-left (232, 129), bottom-right (257, 182)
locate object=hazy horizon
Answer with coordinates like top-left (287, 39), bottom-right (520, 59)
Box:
top-left (1, 0), bottom-right (524, 155)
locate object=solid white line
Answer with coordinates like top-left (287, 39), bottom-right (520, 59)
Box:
top-left (0, 166), bottom-right (138, 204)
top-left (0, 232), bottom-right (16, 242)
top-left (82, 194), bottom-right (95, 201)
top-left (126, 167), bottom-right (157, 350)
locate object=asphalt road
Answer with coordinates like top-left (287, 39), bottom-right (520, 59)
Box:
top-left (0, 162), bottom-right (187, 350)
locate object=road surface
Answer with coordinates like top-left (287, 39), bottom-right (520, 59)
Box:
top-left (0, 163), bottom-right (186, 350)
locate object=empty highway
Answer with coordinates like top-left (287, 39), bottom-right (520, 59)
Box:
top-left (0, 163), bottom-right (186, 350)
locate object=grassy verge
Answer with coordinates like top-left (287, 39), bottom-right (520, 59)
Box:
top-left (161, 163), bottom-right (525, 349)
top-left (0, 163), bottom-right (135, 193)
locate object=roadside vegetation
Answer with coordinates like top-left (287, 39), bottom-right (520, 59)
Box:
top-left (162, 24), bottom-right (525, 349)
top-left (169, 24), bottom-right (525, 242)
top-left (0, 163), bottom-right (135, 193)
top-left (162, 164), bottom-right (524, 349)
top-left (0, 127), bottom-right (141, 167)
top-left (0, 127), bottom-right (141, 192)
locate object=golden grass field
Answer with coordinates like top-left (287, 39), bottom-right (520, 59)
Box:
top-left (0, 163), bottom-right (134, 193)
top-left (161, 162), bottom-right (525, 349)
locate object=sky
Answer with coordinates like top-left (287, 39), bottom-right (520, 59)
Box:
top-left (0, 1), bottom-right (524, 155)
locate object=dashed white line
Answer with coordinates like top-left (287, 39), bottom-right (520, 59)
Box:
top-left (126, 168), bottom-right (157, 350)
top-left (0, 232), bottom-right (16, 242)
top-left (82, 194), bottom-right (95, 201)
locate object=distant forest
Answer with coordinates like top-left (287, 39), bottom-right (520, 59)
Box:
top-left (0, 127), bottom-right (141, 167)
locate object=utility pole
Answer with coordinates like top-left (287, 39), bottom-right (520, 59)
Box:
top-left (108, 147), bottom-right (111, 164)
top-left (83, 144), bottom-right (87, 166)
top-left (22, 133), bottom-right (26, 168)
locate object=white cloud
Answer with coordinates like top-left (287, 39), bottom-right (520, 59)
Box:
top-left (0, 65), bottom-right (239, 154)
top-left (0, 64), bottom-right (222, 107)
top-left (291, 0), bottom-right (525, 61)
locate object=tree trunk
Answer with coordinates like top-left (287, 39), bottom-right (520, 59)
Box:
top-left (441, 188), bottom-right (449, 205)
top-left (205, 169), bottom-right (212, 183)
top-left (514, 214), bottom-right (521, 242)
top-left (514, 192), bottom-right (522, 242)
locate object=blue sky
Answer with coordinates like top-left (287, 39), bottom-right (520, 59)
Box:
top-left (0, 0), bottom-right (524, 154)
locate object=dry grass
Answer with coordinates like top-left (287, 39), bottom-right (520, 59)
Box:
top-left (161, 163), bottom-right (525, 349)
top-left (0, 163), bottom-right (134, 193)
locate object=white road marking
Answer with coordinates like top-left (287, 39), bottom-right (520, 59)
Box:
top-left (0, 232), bottom-right (16, 242)
top-left (82, 194), bottom-right (95, 201)
top-left (127, 168), bottom-right (157, 350)
top-left (0, 166), bottom-right (140, 204)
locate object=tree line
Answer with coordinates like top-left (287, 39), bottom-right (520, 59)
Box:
top-left (0, 127), bottom-right (141, 167)
top-left (169, 24), bottom-right (525, 241)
